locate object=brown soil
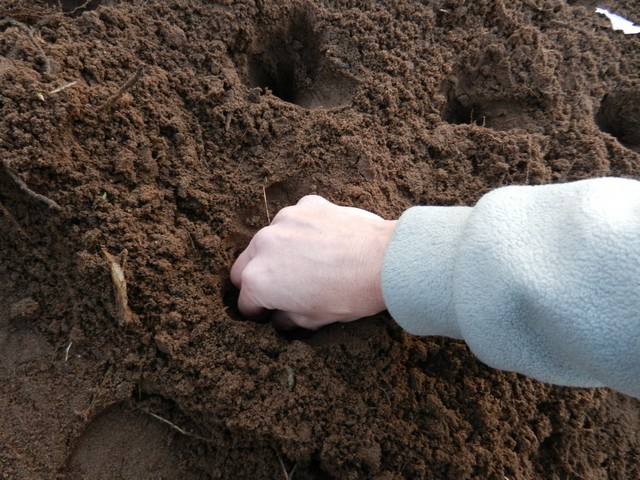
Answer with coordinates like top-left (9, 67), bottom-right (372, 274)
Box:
top-left (1, 0), bottom-right (639, 478)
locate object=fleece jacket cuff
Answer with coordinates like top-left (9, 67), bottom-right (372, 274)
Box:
top-left (381, 206), bottom-right (472, 339)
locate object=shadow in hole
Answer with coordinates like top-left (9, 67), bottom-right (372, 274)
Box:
top-left (221, 278), bottom-right (315, 340)
top-left (442, 95), bottom-right (480, 126)
top-left (243, 9), bottom-right (357, 109)
top-left (221, 278), bottom-right (244, 322)
top-left (441, 87), bottom-right (538, 131)
top-left (276, 327), bottom-right (316, 342)
top-left (595, 89), bottom-right (640, 151)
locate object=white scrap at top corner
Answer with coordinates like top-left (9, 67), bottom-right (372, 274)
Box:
top-left (595, 7), bottom-right (640, 34)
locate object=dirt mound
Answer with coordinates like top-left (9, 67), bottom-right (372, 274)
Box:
top-left (0, 0), bottom-right (639, 478)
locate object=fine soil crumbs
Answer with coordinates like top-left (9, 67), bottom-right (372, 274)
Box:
top-left (1, 0), bottom-right (639, 478)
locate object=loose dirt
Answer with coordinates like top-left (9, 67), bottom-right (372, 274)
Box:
top-left (0, 0), bottom-right (639, 478)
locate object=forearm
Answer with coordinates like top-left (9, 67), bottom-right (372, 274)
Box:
top-left (382, 178), bottom-right (640, 398)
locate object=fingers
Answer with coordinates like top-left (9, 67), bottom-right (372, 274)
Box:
top-left (231, 226), bottom-right (278, 317)
top-left (230, 248), bottom-right (251, 287)
top-left (231, 194), bottom-right (361, 326)
top-left (271, 195), bottom-right (329, 226)
top-left (236, 273), bottom-right (266, 318)
top-left (231, 238), bottom-right (264, 317)
top-left (230, 225), bottom-right (269, 287)
top-left (297, 195), bottom-right (382, 220)
top-left (270, 310), bottom-right (318, 331)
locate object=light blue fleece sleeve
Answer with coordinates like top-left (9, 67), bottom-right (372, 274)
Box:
top-left (381, 177), bottom-right (640, 399)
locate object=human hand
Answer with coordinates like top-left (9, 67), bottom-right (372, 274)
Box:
top-left (230, 195), bottom-right (397, 330)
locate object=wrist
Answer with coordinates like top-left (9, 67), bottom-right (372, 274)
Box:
top-left (381, 207), bottom-right (471, 338)
top-left (367, 219), bottom-right (398, 315)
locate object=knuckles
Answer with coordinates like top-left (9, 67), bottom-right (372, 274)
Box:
top-left (272, 205), bottom-right (297, 223)
top-left (297, 194), bottom-right (326, 206)
top-left (239, 262), bottom-right (263, 296)
top-left (251, 227), bottom-right (277, 251)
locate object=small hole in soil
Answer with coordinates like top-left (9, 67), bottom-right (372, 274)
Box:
top-left (243, 10), bottom-right (357, 109)
top-left (222, 279), bottom-right (243, 321)
top-left (441, 83), bottom-right (486, 126)
top-left (595, 89), bottom-right (640, 151)
top-left (442, 91), bottom-right (537, 131)
top-left (248, 53), bottom-right (296, 104)
top-left (160, 125), bottom-right (178, 139)
top-left (442, 96), bottom-right (481, 126)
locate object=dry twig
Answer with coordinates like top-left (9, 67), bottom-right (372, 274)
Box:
top-left (49, 80), bottom-right (77, 94)
top-left (0, 17), bottom-right (50, 73)
top-left (147, 412), bottom-right (211, 442)
top-left (97, 65), bottom-right (144, 111)
top-left (262, 185), bottom-right (271, 223)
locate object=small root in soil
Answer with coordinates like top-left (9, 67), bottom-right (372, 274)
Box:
top-left (0, 201), bottom-right (28, 238)
top-left (97, 65), bottom-right (144, 112)
top-left (49, 80), bottom-right (77, 94)
top-left (0, 17), bottom-right (51, 73)
top-left (277, 452), bottom-right (298, 480)
top-left (147, 412), bottom-right (211, 443)
top-left (262, 185), bottom-right (271, 223)
top-left (0, 160), bottom-right (62, 211)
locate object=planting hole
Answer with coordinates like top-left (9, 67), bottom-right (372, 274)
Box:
top-left (595, 89), bottom-right (640, 151)
top-left (442, 93), bottom-right (536, 131)
top-left (442, 95), bottom-right (479, 126)
top-left (243, 10), bottom-right (357, 109)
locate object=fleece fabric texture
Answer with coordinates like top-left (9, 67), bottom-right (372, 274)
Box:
top-left (381, 177), bottom-right (640, 399)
